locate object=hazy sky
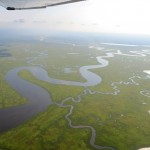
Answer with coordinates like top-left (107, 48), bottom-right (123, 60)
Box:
top-left (0, 0), bottom-right (150, 34)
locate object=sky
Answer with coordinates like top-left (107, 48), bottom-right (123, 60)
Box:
top-left (0, 0), bottom-right (150, 35)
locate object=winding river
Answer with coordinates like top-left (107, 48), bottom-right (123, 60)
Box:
top-left (1, 47), bottom-right (150, 149)
top-left (0, 56), bottom-right (107, 132)
top-left (0, 51), bottom-right (113, 149)
top-left (1, 58), bottom-right (107, 133)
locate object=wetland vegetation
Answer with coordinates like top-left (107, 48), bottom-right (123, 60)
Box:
top-left (0, 36), bottom-right (150, 150)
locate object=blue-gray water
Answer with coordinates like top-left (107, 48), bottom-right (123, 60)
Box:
top-left (0, 67), bottom-right (53, 133)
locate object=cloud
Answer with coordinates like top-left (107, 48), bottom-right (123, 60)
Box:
top-left (13, 19), bottom-right (25, 23)
top-left (91, 23), bottom-right (99, 26)
top-left (70, 22), bottom-right (75, 25)
top-left (55, 21), bottom-right (63, 24)
top-left (33, 20), bottom-right (47, 23)
top-left (115, 25), bottom-right (120, 28)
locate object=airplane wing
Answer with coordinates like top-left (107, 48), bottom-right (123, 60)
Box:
top-left (0, 0), bottom-right (85, 10)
